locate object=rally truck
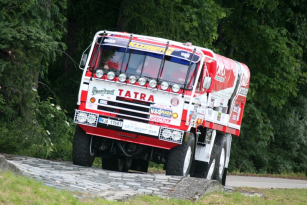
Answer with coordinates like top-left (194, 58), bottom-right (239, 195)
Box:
top-left (73, 30), bottom-right (250, 185)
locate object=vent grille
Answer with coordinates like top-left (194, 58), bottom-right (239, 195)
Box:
top-left (97, 97), bottom-right (153, 122)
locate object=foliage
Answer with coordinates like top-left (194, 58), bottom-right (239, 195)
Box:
top-left (214, 0), bottom-right (307, 174)
top-left (0, 0), bottom-right (71, 160)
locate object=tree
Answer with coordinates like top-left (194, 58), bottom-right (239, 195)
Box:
top-left (0, 0), bottom-right (74, 159)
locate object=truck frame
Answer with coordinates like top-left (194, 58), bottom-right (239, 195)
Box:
top-left (73, 30), bottom-right (250, 185)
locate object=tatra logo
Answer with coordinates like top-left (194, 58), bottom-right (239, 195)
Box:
top-left (170, 97), bottom-right (179, 107)
top-left (104, 39), bottom-right (115, 43)
top-left (217, 62), bottom-right (225, 76)
top-left (92, 87), bottom-right (115, 95)
top-left (118, 89), bottom-right (154, 102)
top-left (181, 52), bottom-right (190, 59)
top-left (129, 42), bottom-right (174, 55)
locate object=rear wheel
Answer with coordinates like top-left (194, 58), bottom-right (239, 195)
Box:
top-left (72, 125), bottom-right (95, 167)
top-left (191, 132), bottom-right (227, 184)
top-left (166, 133), bottom-right (195, 176)
top-left (212, 134), bottom-right (227, 183)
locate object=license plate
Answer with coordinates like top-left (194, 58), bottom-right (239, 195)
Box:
top-left (99, 117), bottom-right (123, 127)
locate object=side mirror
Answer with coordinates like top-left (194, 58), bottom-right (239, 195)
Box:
top-left (80, 54), bottom-right (88, 67)
top-left (203, 76), bottom-right (211, 89)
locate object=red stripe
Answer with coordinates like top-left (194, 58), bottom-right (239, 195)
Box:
top-left (78, 124), bottom-right (178, 150)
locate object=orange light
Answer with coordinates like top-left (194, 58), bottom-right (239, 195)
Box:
top-left (90, 97), bottom-right (96, 103)
top-left (172, 113), bottom-right (178, 119)
top-left (196, 118), bottom-right (202, 124)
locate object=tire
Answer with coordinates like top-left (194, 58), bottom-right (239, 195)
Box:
top-left (191, 133), bottom-right (227, 183)
top-left (212, 133), bottom-right (227, 183)
top-left (72, 125), bottom-right (95, 167)
top-left (166, 133), bottom-right (195, 176)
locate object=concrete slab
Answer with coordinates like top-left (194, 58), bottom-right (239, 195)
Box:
top-left (168, 177), bottom-right (223, 201)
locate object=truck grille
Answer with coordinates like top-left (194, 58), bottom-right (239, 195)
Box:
top-left (97, 97), bottom-right (153, 122)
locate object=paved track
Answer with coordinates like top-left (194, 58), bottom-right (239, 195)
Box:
top-left (226, 175), bottom-right (307, 189)
top-left (6, 156), bottom-right (182, 200)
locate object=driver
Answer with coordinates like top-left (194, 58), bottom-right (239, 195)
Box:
top-left (169, 65), bottom-right (187, 83)
top-left (104, 52), bottom-right (125, 70)
top-left (136, 56), bottom-right (160, 78)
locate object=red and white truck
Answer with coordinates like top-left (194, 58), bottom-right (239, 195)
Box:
top-left (73, 30), bottom-right (250, 185)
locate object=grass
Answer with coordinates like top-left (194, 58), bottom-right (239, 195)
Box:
top-left (1, 171), bottom-right (307, 205)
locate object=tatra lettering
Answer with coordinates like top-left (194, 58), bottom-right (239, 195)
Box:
top-left (140, 93), bottom-right (146, 100)
top-left (118, 89), bottom-right (155, 102)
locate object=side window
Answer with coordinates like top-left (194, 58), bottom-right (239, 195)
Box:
top-left (196, 66), bottom-right (204, 92)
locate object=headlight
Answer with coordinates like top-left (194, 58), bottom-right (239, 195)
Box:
top-left (149, 79), bottom-right (157, 88)
top-left (87, 115), bottom-right (97, 124)
top-left (161, 82), bottom-right (169, 90)
top-left (172, 84), bottom-right (180, 93)
top-left (118, 73), bottom-right (127, 82)
top-left (138, 77), bottom-right (146, 86)
top-left (77, 112), bottom-right (87, 123)
top-left (129, 75), bottom-right (137, 84)
top-left (95, 69), bottom-right (104, 78)
top-left (172, 130), bottom-right (182, 141)
top-left (162, 129), bottom-right (172, 139)
top-left (107, 71), bottom-right (115, 80)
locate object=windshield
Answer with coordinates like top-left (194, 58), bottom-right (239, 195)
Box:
top-left (90, 45), bottom-right (198, 88)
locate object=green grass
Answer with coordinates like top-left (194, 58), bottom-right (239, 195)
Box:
top-left (1, 171), bottom-right (307, 205)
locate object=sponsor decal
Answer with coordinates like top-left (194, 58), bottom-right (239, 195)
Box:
top-left (241, 68), bottom-right (250, 87)
top-left (118, 89), bottom-right (154, 102)
top-left (98, 99), bottom-right (107, 104)
top-left (129, 42), bottom-right (175, 55)
top-left (238, 87), bottom-right (248, 96)
top-left (181, 52), bottom-right (190, 59)
top-left (122, 120), bottom-right (160, 136)
top-left (232, 115), bottom-right (237, 120)
top-left (104, 39), bottom-right (115, 43)
top-left (150, 107), bottom-right (161, 115)
top-left (215, 75), bottom-right (225, 83)
top-left (217, 62), bottom-right (226, 76)
top-left (92, 86), bottom-right (115, 95)
top-left (170, 97), bottom-right (179, 107)
top-left (161, 109), bottom-right (173, 118)
top-left (150, 107), bottom-right (173, 118)
top-left (150, 116), bottom-right (171, 124)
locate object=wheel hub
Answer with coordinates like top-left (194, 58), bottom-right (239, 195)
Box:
top-left (89, 136), bottom-right (95, 156)
top-left (183, 146), bottom-right (192, 175)
top-left (206, 159), bottom-right (215, 179)
top-left (219, 148), bottom-right (225, 175)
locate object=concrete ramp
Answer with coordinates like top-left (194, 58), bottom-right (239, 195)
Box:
top-left (0, 154), bottom-right (223, 201)
top-left (169, 177), bottom-right (223, 201)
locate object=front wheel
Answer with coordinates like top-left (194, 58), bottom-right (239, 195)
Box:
top-left (166, 133), bottom-right (195, 176)
top-left (72, 125), bottom-right (96, 166)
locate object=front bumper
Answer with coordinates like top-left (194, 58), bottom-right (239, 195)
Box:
top-left (74, 110), bottom-right (185, 148)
